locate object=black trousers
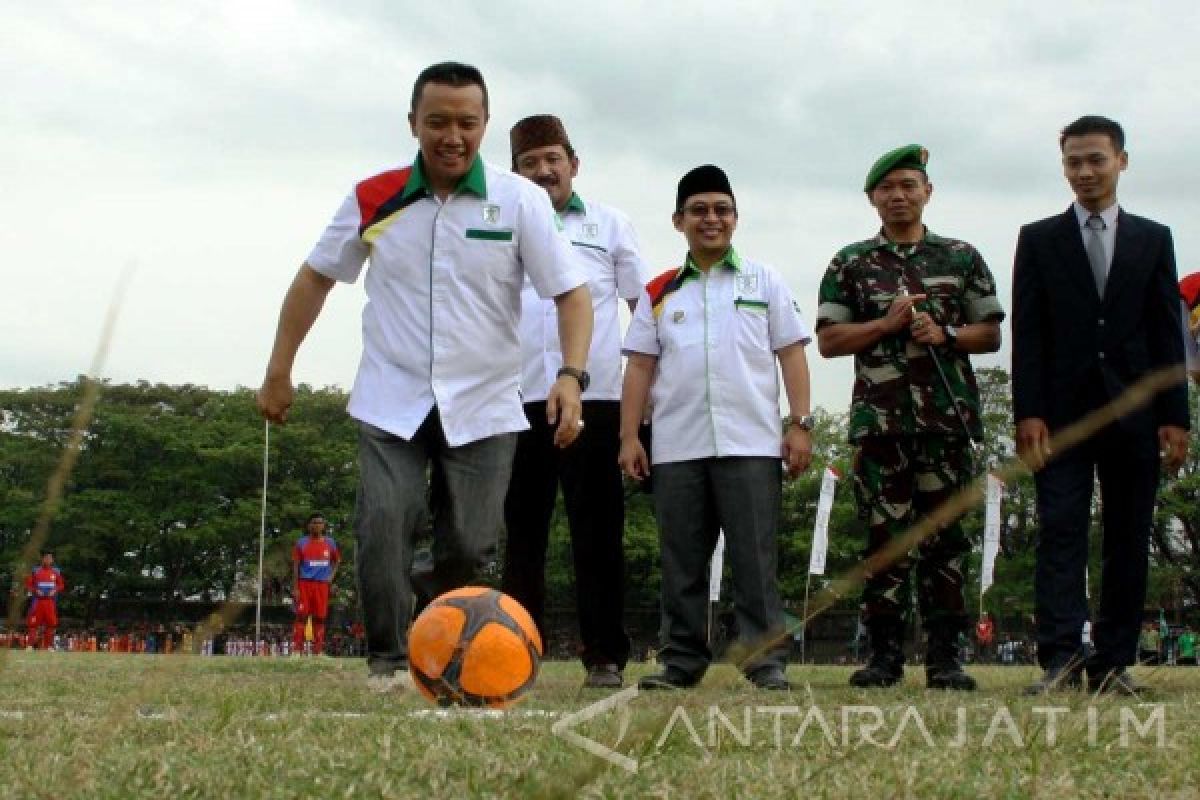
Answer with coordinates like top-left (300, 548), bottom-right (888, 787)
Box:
top-left (502, 400), bottom-right (631, 669)
top-left (652, 457), bottom-right (787, 679)
top-left (1034, 422), bottom-right (1160, 673)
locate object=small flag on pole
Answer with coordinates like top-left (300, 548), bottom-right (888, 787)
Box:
top-left (708, 531), bottom-right (726, 603)
top-left (809, 467), bottom-right (839, 576)
top-left (981, 474), bottom-right (1003, 592)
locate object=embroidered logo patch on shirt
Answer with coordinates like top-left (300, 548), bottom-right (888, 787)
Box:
top-left (481, 204), bottom-right (501, 224)
top-left (672, 310), bottom-right (686, 323)
top-left (582, 222), bottom-right (599, 239)
top-left (735, 273), bottom-right (759, 294)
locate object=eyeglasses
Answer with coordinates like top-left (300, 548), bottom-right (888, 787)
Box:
top-left (682, 203), bottom-right (736, 219)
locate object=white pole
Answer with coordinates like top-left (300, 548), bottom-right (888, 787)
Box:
top-left (980, 474), bottom-right (1003, 613)
top-left (707, 532), bottom-right (725, 647)
top-left (800, 572), bottom-right (812, 663)
top-left (803, 466), bottom-right (837, 663)
top-left (255, 420), bottom-right (270, 648)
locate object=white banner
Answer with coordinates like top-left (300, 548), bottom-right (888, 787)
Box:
top-left (708, 531), bottom-right (725, 602)
top-left (981, 474), bottom-right (1003, 592)
top-left (809, 467), bottom-right (839, 575)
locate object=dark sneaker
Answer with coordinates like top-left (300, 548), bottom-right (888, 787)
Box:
top-left (1023, 663), bottom-right (1083, 696)
top-left (746, 666), bottom-right (791, 691)
top-left (637, 668), bottom-right (700, 691)
top-left (1088, 668), bottom-right (1146, 697)
top-left (584, 663), bottom-right (624, 689)
top-left (926, 665), bottom-right (977, 691)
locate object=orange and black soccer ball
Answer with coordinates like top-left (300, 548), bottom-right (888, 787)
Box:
top-left (408, 587), bottom-right (543, 708)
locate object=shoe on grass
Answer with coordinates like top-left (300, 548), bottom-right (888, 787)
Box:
top-left (637, 667), bottom-right (700, 690)
top-left (583, 663), bottom-right (623, 689)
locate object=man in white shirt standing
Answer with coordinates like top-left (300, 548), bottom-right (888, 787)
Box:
top-left (257, 62), bottom-right (592, 692)
top-left (504, 115), bottom-right (648, 689)
top-left (619, 165), bottom-right (814, 690)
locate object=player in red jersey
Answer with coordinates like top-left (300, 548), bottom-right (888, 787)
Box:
top-left (25, 551), bottom-right (65, 649)
top-left (292, 513), bottom-right (340, 655)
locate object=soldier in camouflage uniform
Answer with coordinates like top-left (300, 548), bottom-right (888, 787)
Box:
top-left (816, 144), bottom-right (1005, 690)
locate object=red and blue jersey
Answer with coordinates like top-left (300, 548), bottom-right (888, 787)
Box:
top-left (26, 566), bottom-right (65, 600)
top-left (294, 536), bottom-right (339, 582)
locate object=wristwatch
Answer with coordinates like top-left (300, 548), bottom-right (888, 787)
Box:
top-left (785, 414), bottom-right (816, 432)
top-left (943, 325), bottom-right (960, 349)
top-left (556, 366), bottom-right (590, 392)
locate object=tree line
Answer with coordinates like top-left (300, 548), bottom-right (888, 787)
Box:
top-left (2, 370), bottom-right (1196, 627)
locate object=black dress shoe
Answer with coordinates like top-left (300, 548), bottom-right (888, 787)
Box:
top-left (638, 668), bottom-right (700, 690)
top-left (746, 666), bottom-right (791, 691)
top-left (849, 663), bottom-right (903, 688)
top-left (1088, 668), bottom-right (1146, 696)
top-left (583, 663), bottom-right (624, 689)
top-left (1023, 663), bottom-right (1083, 696)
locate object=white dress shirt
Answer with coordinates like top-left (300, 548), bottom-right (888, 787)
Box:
top-left (518, 193), bottom-right (648, 403)
top-left (306, 155), bottom-right (584, 446)
top-left (623, 248), bottom-right (811, 465)
top-left (1073, 200), bottom-right (1118, 279)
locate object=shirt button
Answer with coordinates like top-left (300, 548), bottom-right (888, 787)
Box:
top-left (1098, 318), bottom-right (1105, 326)
top-left (1098, 352), bottom-right (1106, 359)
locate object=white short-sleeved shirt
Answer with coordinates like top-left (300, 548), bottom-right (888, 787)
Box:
top-left (622, 247), bottom-right (812, 464)
top-left (306, 155), bottom-right (585, 446)
top-left (518, 193), bottom-right (648, 402)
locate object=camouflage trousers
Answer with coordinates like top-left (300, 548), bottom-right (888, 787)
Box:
top-left (852, 435), bottom-right (974, 630)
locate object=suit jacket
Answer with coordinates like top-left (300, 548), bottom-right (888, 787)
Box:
top-left (1011, 206), bottom-right (1188, 445)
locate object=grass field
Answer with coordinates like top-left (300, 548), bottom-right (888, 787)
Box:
top-left (1, 652), bottom-right (1198, 799)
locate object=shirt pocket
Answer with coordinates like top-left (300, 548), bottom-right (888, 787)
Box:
top-left (866, 291), bottom-right (897, 318)
top-left (919, 275), bottom-right (964, 322)
top-left (462, 228), bottom-right (519, 287)
top-left (658, 303), bottom-right (704, 351)
top-left (734, 300), bottom-right (773, 363)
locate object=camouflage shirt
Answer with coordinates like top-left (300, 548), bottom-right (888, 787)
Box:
top-left (816, 229), bottom-right (1005, 442)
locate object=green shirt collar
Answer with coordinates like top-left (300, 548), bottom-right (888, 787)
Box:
top-left (403, 153), bottom-right (487, 200)
top-left (562, 192), bottom-right (586, 214)
top-left (872, 226), bottom-right (944, 253)
top-left (682, 246), bottom-right (741, 279)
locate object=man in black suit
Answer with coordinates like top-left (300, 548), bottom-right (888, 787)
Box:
top-left (1012, 115), bottom-right (1189, 695)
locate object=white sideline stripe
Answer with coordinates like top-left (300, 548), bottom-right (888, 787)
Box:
top-left (0, 708), bottom-right (563, 722)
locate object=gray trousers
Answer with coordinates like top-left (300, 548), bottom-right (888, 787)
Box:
top-left (355, 412), bottom-right (516, 675)
top-left (652, 456), bottom-right (786, 679)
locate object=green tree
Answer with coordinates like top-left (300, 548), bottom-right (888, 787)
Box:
top-left (1, 381), bottom-right (358, 625)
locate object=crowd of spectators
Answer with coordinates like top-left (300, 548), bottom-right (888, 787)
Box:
top-left (0, 622), bottom-right (368, 657)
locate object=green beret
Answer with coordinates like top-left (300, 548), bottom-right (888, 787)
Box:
top-left (864, 144), bottom-right (929, 192)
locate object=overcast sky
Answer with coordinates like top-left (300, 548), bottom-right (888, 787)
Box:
top-left (4, 0), bottom-right (1198, 414)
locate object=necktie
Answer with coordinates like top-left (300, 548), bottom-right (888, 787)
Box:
top-left (1085, 214), bottom-right (1108, 295)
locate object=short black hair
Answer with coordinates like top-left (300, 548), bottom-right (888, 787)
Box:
top-left (410, 61), bottom-right (489, 114)
top-left (306, 513), bottom-right (325, 524)
top-left (1060, 115), bottom-right (1125, 152)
